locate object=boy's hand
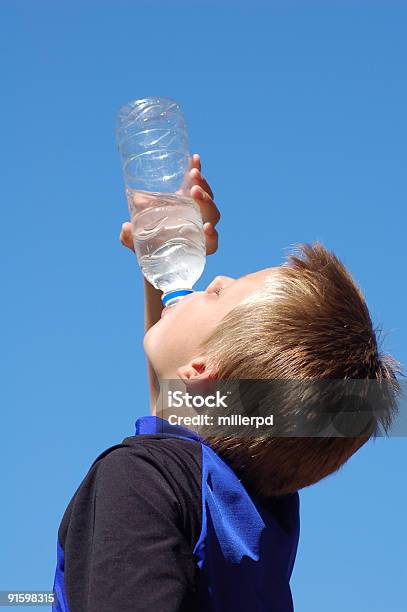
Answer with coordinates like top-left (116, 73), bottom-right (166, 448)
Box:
top-left (119, 154), bottom-right (220, 256)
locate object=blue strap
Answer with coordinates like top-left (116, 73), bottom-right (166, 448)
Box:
top-left (135, 415), bottom-right (203, 441)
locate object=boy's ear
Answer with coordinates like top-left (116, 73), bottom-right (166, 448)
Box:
top-left (176, 358), bottom-right (218, 395)
top-left (176, 357), bottom-right (207, 380)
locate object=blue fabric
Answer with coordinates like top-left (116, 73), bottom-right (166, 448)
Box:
top-left (52, 415), bottom-right (300, 611)
top-left (52, 540), bottom-right (69, 612)
top-left (138, 416), bottom-right (300, 612)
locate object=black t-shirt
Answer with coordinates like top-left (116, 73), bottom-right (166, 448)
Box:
top-left (58, 434), bottom-right (203, 612)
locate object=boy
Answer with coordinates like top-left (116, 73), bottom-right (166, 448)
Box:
top-left (52, 154), bottom-right (400, 611)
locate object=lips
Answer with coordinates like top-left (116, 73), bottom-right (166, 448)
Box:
top-left (160, 307), bottom-right (173, 318)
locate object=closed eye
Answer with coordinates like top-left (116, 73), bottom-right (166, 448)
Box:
top-left (210, 282), bottom-right (225, 296)
top-left (205, 275), bottom-right (235, 296)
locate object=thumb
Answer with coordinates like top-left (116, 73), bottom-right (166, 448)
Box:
top-left (204, 222), bottom-right (219, 256)
top-left (119, 222), bottom-right (135, 252)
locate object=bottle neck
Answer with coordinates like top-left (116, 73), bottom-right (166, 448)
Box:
top-left (162, 289), bottom-right (194, 307)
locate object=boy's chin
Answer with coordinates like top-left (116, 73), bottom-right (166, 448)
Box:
top-left (143, 325), bottom-right (170, 375)
top-left (143, 326), bottom-right (157, 360)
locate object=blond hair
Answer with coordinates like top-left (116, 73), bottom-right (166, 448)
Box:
top-left (198, 242), bottom-right (402, 497)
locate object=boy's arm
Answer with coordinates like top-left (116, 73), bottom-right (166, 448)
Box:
top-left (120, 154), bottom-right (220, 414)
top-left (143, 278), bottom-right (162, 414)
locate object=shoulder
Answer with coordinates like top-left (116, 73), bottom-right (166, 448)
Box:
top-left (58, 435), bottom-right (203, 550)
top-left (97, 435), bottom-right (203, 504)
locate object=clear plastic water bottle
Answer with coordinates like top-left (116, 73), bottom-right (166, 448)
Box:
top-left (116, 96), bottom-right (206, 307)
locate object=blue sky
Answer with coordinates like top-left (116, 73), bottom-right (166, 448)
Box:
top-left (1, 1), bottom-right (406, 610)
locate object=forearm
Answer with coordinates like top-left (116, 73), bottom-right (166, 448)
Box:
top-left (143, 277), bottom-right (163, 330)
top-left (143, 278), bottom-right (163, 415)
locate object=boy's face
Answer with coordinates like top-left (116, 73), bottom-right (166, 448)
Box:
top-left (144, 267), bottom-right (276, 378)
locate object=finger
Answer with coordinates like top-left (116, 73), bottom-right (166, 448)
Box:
top-left (191, 186), bottom-right (221, 225)
top-left (119, 222), bottom-right (135, 251)
top-left (191, 153), bottom-right (201, 172)
top-left (199, 175), bottom-right (214, 200)
top-left (203, 222), bottom-right (219, 256)
top-left (187, 153), bottom-right (201, 173)
top-left (180, 154), bottom-right (201, 194)
top-left (189, 167), bottom-right (214, 200)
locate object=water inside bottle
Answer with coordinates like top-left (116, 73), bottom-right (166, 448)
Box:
top-left (128, 190), bottom-right (206, 293)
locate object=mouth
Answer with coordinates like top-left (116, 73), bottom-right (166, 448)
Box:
top-left (160, 306), bottom-right (173, 319)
